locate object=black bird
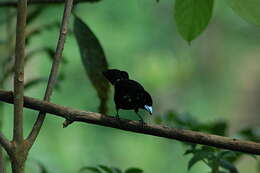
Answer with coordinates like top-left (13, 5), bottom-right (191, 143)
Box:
top-left (103, 69), bottom-right (153, 123)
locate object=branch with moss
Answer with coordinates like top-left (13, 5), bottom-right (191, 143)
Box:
top-left (0, 89), bottom-right (260, 155)
top-left (0, 0), bottom-right (100, 7)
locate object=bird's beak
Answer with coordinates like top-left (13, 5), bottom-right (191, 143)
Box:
top-left (144, 105), bottom-right (153, 115)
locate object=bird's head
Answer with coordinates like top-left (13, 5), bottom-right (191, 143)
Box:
top-left (102, 69), bottom-right (129, 85)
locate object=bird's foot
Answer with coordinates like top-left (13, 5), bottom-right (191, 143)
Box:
top-left (139, 119), bottom-right (146, 127)
top-left (115, 115), bottom-right (120, 121)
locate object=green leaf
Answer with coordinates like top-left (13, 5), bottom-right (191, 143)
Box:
top-left (98, 165), bottom-right (113, 173)
top-left (217, 151), bottom-right (238, 160)
top-left (219, 159), bottom-right (238, 173)
top-left (184, 145), bottom-right (198, 155)
top-left (79, 167), bottom-right (102, 173)
top-left (227, 0), bottom-right (260, 26)
top-left (73, 15), bottom-right (109, 114)
top-left (174, 0), bottom-right (214, 43)
top-left (188, 151), bottom-right (212, 170)
top-left (125, 168), bottom-right (143, 173)
top-left (208, 159), bottom-right (220, 173)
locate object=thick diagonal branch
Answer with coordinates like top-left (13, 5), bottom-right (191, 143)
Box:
top-left (0, 0), bottom-right (100, 7)
top-left (26, 0), bottom-right (74, 148)
top-left (13, 0), bottom-right (27, 144)
top-left (0, 90), bottom-right (260, 155)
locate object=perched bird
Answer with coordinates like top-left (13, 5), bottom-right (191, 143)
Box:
top-left (103, 69), bottom-right (153, 123)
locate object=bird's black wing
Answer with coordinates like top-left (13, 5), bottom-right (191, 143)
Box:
top-left (114, 80), bottom-right (145, 110)
top-left (121, 80), bottom-right (144, 90)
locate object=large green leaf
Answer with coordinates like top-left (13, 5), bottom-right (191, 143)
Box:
top-left (74, 15), bottom-right (109, 114)
top-left (174, 0), bottom-right (214, 43)
top-left (227, 0), bottom-right (260, 26)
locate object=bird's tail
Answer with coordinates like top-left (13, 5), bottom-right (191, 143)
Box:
top-left (102, 69), bottom-right (129, 85)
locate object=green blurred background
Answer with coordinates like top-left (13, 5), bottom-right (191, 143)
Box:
top-left (0, 0), bottom-right (260, 172)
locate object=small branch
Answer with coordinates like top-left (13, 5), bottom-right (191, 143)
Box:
top-left (26, 0), bottom-right (74, 148)
top-left (0, 0), bottom-right (100, 7)
top-left (0, 90), bottom-right (260, 155)
top-left (0, 103), bottom-right (5, 173)
top-left (0, 148), bottom-right (4, 173)
top-left (13, 0), bottom-right (27, 144)
top-left (0, 132), bottom-right (12, 155)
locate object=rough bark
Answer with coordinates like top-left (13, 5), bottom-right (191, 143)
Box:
top-left (0, 90), bottom-right (260, 155)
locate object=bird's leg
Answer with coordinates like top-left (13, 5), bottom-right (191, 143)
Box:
top-left (135, 109), bottom-right (145, 125)
top-left (116, 107), bottom-right (120, 120)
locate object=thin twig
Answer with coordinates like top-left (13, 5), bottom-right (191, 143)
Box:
top-left (13, 0), bottom-right (27, 144)
top-left (26, 0), bottom-right (74, 148)
top-left (0, 90), bottom-right (260, 155)
top-left (0, 0), bottom-right (100, 7)
top-left (0, 132), bottom-right (12, 155)
top-left (0, 148), bottom-right (4, 173)
top-left (0, 103), bottom-right (5, 173)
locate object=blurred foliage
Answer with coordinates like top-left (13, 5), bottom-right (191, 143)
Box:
top-left (0, 6), bottom-right (66, 90)
top-left (79, 165), bottom-right (143, 173)
top-left (73, 15), bottom-right (109, 114)
top-left (154, 111), bottom-right (227, 136)
top-left (185, 146), bottom-right (239, 173)
top-left (154, 111), bottom-right (259, 173)
top-left (239, 127), bottom-right (260, 143)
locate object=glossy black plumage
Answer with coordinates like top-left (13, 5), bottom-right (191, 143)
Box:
top-left (103, 69), bottom-right (153, 123)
